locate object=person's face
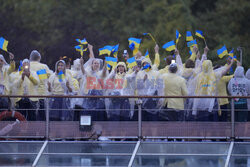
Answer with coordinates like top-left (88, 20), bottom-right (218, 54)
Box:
top-left (57, 62), bottom-right (65, 72)
top-left (92, 60), bottom-right (100, 71)
top-left (135, 51), bottom-right (142, 58)
top-left (117, 65), bottom-right (125, 73)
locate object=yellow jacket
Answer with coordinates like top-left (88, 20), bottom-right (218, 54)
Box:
top-left (218, 75), bottom-right (234, 105)
top-left (48, 73), bottom-right (74, 95)
top-left (30, 61), bottom-right (52, 96)
top-left (163, 73), bottom-right (188, 110)
top-left (0, 61), bottom-right (15, 94)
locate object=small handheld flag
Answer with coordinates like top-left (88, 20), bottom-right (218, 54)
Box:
top-left (107, 63), bottom-right (112, 70)
top-left (217, 45), bottom-right (228, 59)
top-left (187, 39), bottom-right (198, 48)
top-left (144, 50), bottom-right (149, 58)
top-left (162, 41), bottom-right (176, 52)
top-left (18, 61), bottom-right (23, 74)
top-left (105, 57), bottom-right (117, 67)
top-left (76, 38), bottom-right (88, 45)
top-left (195, 30), bottom-right (205, 39)
top-left (58, 71), bottom-right (65, 82)
top-left (176, 30), bottom-right (181, 44)
top-left (112, 44), bottom-right (119, 58)
top-left (228, 49), bottom-right (237, 61)
top-left (142, 63), bottom-right (151, 72)
top-left (128, 37), bottom-right (141, 49)
top-left (99, 45), bottom-right (113, 56)
top-left (186, 31), bottom-right (194, 41)
top-left (127, 57), bottom-right (137, 68)
top-left (75, 45), bottom-right (87, 56)
top-left (0, 37), bottom-right (8, 52)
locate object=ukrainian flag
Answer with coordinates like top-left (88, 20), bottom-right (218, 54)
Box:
top-left (107, 63), bottom-right (112, 70)
top-left (105, 57), bottom-right (117, 67)
top-left (112, 44), bottom-right (119, 58)
top-left (127, 57), bottom-right (137, 68)
top-left (0, 37), bottom-right (8, 52)
top-left (142, 63), bottom-right (151, 72)
top-left (18, 61), bottom-right (23, 74)
top-left (195, 30), bottom-right (205, 39)
top-left (76, 38), bottom-right (88, 45)
top-left (37, 69), bottom-right (48, 80)
top-left (162, 41), bottom-right (176, 51)
top-left (217, 45), bottom-right (228, 58)
top-left (128, 37), bottom-right (141, 48)
top-left (176, 30), bottom-right (181, 44)
top-left (186, 31), bottom-right (194, 41)
top-left (144, 50), bottom-right (149, 58)
top-left (58, 71), bottom-right (65, 82)
top-left (228, 49), bottom-right (237, 61)
top-left (187, 39), bottom-right (198, 48)
top-left (99, 45), bottom-right (113, 56)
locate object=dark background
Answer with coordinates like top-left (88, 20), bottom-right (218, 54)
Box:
top-left (0, 0), bottom-right (249, 71)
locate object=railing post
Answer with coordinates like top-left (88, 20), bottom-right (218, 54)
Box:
top-left (45, 98), bottom-right (49, 140)
top-left (137, 98), bottom-right (143, 140)
top-left (231, 98), bottom-right (235, 140)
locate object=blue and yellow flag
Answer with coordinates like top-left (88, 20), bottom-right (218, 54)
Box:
top-left (144, 50), bottom-right (149, 59)
top-left (0, 37), bottom-right (8, 52)
top-left (76, 38), bottom-right (88, 45)
top-left (189, 50), bottom-right (192, 56)
top-left (127, 57), bottom-right (137, 68)
top-left (176, 30), bottom-right (181, 44)
top-left (99, 45), bottom-right (113, 56)
top-left (37, 69), bottom-right (48, 80)
top-left (195, 30), bottom-right (205, 39)
top-left (187, 39), bottom-right (198, 48)
top-left (75, 45), bottom-right (87, 56)
top-left (217, 45), bottom-right (228, 58)
top-left (58, 71), bottom-right (65, 82)
top-left (186, 31), bottom-right (194, 41)
top-left (128, 37), bottom-right (141, 49)
top-left (107, 63), bottom-right (112, 70)
top-left (18, 61), bottom-right (23, 74)
top-left (112, 44), bottom-right (119, 58)
top-left (228, 49), bottom-right (237, 61)
top-left (105, 57), bottom-right (117, 67)
top-left (162, 41), bottom-right (176, 51)
top-left (142, 63), bottom-right (151, 72)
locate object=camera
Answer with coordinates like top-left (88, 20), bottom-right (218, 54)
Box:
top-left (123, 50), bottom-right (127, 57)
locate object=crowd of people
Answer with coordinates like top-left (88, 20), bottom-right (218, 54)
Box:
top-left (0, 43), bottom-right (249, 122)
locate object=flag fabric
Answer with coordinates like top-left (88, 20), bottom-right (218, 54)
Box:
top-left (228, 49), bottom-right (237, 60)
top-left (0, 37), bottom-right (8, 52)
top-left (36, 69), bottom-right (48, 80)
top-left (189, 50), bottom-right (192, 55)
top-left (58, 71), bottom-right (65, 82)
top-left (129, 43), bottom-right (135, 51)
top-left (75, 45), bottom-right (87, 56)
top-left (127, 57), bottom-right (137, 68)
top-left (107, 63), bottom-right (112, 70)
top-left (18, 61), bottom-right (23, 74)
top-left (187, 39), bottom-right (198, 48)
top-left (195, 30), bottom-right (205, 39)
top-left (176, 30), bottom-right (181, 44)
top-left (128, 37), bottom-right (141, 48)
top-left (186, 31), bottom-right (194, 41)
top-left (99, 45), bottom-right (113, 56)
top-left (162, 41), bottom-right (176, 51)
top-left (76, 38), bottom-right (88, 45)
top-left (217, 45), bottom-right (228, 58)
top-left (142, 63), bottom-right (151, 72)
top-left (144, 50), bottom-right (149, 58)
top-left (105, 57), bottom-right (117, 67)
top-left (112, 44), bottom-right (119, 58)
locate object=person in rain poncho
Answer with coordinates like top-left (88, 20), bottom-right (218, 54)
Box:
top-left (106, 61), bottom-right (131, 121)
top-left (80, 48), bottom-right (108, 121)
top-left (0, 53), bottom-right (15, 111)
top-left (135, 57), bottom-right (163, 121)
top-left (29, 50), bottom-right (53, 120)
top-left (246, 68), bottom-right (250, 121)
top-left (228, 66), bottom-right (250, 122)
top-left (192, 58), bottom-right (234, 121)
top-left (12, 59), bottom-right (39, 121)
top-left (160, 62), bottom-right (188, 121)
top-left (48, 60), bottom-right (74, 121)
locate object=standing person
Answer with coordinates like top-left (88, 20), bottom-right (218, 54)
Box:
top-left (245, 68), bottom-right (250, 121)
top-left (29, 50), bottom-right (52, 120)
top-left (228, 66), bottom-right (250, 122)
top-left (13, 59), bottom-right (39, 121)
top-left (48, 60), bottom-right (74, 121)
top-left (159, 63), bottom-right (188, 121)
top-left (0, 52), bottom-right (15, 111)
top-left (193, 59), bottom-right (233, 121)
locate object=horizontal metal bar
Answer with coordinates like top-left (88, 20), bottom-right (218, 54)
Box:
top-left (141, 141), bottom-right (230, 144)
top-left (135, 153), bottom-right (227, 156)
top-left (3, 95), bottom-right (250, 98)
top-left (0, 136), bottom-right (45, 139)
top-left (0, 153), bottom-right (38, 155)
top-left (48, 141), bottom-right (137, 144)
top-left (42, 153), bottom-right (132, 156)
top-left (231, 154), bottom-right (250, 156)
top-left (144, 136), bottom-right (230, 139)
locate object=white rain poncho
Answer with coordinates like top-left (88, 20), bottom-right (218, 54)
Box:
top-left (192, 60), bottom-right (223, 115)
top-left (246, 68), bottom-right (250, 110)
